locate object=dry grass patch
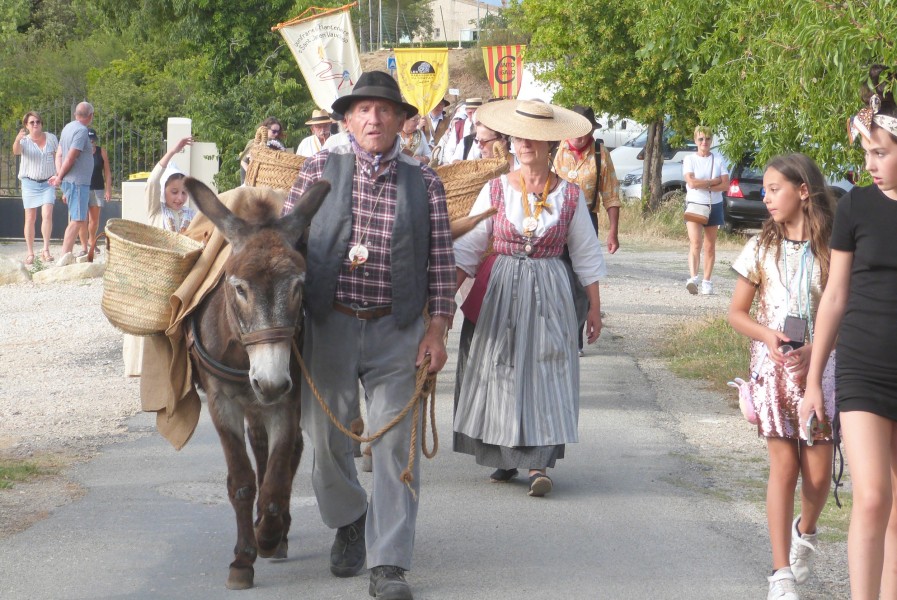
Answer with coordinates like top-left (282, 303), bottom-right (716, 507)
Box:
top-left (659, 314), bottom-right (750, 398)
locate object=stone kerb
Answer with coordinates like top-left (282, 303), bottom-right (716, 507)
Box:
top-left (0, 257), bottom-right (106, 285)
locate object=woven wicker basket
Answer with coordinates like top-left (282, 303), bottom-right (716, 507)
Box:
top-left (244, 126), bottom-right (306, 191)
top-left (101, 219), bottom-right (204, 336)
top-left (436, 143), bottom-right (512, 222)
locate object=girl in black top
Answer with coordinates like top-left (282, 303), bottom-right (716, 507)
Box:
top-left (803, 64), bottom-right (897, 600)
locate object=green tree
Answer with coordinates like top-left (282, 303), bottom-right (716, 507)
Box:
top-left (512, 0), bottom-right (698, 210)
top-left (685, 0), bottom-right (897, 177)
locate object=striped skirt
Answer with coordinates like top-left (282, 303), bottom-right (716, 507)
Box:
top-left (453, 254), bottom-right (579, 467)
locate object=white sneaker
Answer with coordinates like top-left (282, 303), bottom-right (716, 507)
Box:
top-left (768, 568), bottom-right (799, 600)
top-left (701, 279), bottom-right (714, 295)
top-left (789, 516), bottom-right (818, 584)
top-left (685, 276), bottom-right (699, 295)
top-left (56, 252), bottom-right (74, 267)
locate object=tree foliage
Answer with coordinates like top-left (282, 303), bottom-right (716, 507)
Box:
top-left (684, 0), bottom-right (897, 177)
top-left (5, 0), bottom-right (896, 193)
top-left (513, 0), bottom-right (698, 210)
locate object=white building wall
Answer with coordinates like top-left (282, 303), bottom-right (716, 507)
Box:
top-left (428, 0), bottom-right (498, 43)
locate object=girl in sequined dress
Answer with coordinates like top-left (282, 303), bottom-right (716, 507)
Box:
top-left (728, 153), bottom-right (835, 600)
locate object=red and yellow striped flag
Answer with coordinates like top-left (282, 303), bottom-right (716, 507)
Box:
top-left (482, 45), bottom-right (526, 99)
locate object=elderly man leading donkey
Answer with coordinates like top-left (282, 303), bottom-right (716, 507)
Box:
top-left (283, 71), bottom-right (455, 600)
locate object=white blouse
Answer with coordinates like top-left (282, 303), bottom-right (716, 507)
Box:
top-left (454, 175), bottom-right (607, 286)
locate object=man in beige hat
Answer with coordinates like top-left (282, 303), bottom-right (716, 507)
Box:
top-left (296, 109), bottom-right (333, 157)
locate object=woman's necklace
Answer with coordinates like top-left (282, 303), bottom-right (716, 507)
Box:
top-left (348, 164), bottom-right (388, 271)
top-left (519, 173), bottom-right (553, 236)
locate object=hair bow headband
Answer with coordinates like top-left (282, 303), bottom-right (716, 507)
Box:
top-left (848, 93), bottom-right (897, 142)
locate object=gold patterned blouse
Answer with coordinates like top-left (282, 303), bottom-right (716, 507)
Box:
top-left (553, 141), bottom-right (621, 213)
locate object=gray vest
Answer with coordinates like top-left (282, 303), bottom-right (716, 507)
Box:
top-left (305, 152), bottom-right (431, 328)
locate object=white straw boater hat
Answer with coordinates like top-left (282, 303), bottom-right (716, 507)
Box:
top-left (475, 99), bottom-right (593, 142)
top-left (305, 109), bottom-right (332, 125)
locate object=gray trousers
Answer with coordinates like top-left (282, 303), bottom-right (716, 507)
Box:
top-left (300, 309), bottom-right (425, 571)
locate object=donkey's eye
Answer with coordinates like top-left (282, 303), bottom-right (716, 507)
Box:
top-left (233, 283), bottom-right (248, 300)
top-left (290, 278), bottom-right (304, 299)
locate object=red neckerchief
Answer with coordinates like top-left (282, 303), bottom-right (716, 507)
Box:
top-left (566, 139), bottom-right (594, 161)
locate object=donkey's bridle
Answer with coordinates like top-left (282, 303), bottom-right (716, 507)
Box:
top-left (187, 317), bottom-right (298, 383)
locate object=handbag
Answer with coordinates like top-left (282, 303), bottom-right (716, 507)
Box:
top-left (684, 154), bottom-right (714, 224)
top-left (684, 202), bottom-right (711, 224)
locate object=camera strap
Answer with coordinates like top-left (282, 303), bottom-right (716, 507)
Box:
top-left (782, 241), bottom-right (814, 341)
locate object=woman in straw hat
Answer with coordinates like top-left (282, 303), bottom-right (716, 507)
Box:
top-left (453, 99), bottom-right (606, 497)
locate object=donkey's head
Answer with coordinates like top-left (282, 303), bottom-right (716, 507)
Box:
top-left (185, 178), bottom-right (329, 404)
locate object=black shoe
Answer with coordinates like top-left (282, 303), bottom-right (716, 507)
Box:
top-left (330, 512), bottom-right (366, 577)
top-left (489, 468), bottom-right (519, 483)
top-left (369, 565), bottom-right (413, 599)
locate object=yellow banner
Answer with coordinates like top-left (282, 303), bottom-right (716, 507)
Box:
top-left (482, 45), bottom-right (526, 99)
top-left (393, 48), bottom-right (449, 116)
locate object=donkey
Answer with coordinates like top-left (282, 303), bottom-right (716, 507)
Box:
top-left (183, 177), bottom-right (329, 590)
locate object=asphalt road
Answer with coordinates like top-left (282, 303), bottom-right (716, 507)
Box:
top-left (0, 251), bottom-right (774, 599)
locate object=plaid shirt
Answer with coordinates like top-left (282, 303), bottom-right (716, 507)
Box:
top-left (283, 147), bottom-right (456, 318)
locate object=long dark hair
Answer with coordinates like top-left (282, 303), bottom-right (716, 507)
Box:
top-left (758, 153), bottom-right (835, 286)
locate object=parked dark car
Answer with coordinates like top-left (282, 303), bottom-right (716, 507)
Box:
top-left (722, 158), bottom-right (854, 232)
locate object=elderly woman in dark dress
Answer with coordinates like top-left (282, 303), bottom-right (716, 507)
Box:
top-left (453, 100), bottom-right (606, 497)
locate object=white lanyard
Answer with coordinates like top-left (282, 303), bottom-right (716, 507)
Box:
top-left (782, 241), bottom-right (814, 340)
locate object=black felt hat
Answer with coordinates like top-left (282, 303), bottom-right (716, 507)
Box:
top-left (571, 105), bottom-right (599, 131)
top-left (331, 71), bottom-right (418, 118)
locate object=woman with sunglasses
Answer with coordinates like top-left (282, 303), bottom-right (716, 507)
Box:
top-left (12, 111), bottom-right (58, 264)
top-left (683, 126), bottom-right (729, 295)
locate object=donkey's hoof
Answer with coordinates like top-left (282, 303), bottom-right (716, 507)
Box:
top-left (272, 538), bottom-right (289, 560)
top-left (226, 566), bottom-right (254, 590)
top-left (256, 533), bottom-right (283, 559)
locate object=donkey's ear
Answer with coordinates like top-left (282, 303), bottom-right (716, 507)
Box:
top-left (279, 180), bottom-right (330, 244)
top-left (184, 177), bottom-right (248, 248)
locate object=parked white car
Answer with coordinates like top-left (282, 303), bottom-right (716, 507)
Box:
top-left (609, 128), bottom-right (698, 180)
top-left (620, 162), bottom-right (688, 203)
top-left (594, 115), bottom-right (645, 149)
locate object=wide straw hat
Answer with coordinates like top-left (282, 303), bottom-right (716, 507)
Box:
top-left (476, 99), bottom-right (593, 142)
top-left (305, 109), bottom-right (332, 125)
top-left (331, 70), bottom-right (418, 118)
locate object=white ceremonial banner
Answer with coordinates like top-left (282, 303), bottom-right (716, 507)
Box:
top-left (276, 6), bottom-right (363, 112)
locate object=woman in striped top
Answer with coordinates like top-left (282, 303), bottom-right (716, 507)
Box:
top-left (13, 111), bottom-right (58, 264)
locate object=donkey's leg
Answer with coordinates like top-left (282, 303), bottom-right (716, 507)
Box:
top-left (246, 418), bottom-right (269, 526)
top-left (208, 394), bottom-right (258, 590)
top-left (272, 399), bottom-right (304, 559)
top-left (254, 401), bottom-right (300, 559)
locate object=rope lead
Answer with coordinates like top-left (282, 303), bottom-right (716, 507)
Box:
top-left (293, 340), bottom-right (440, 501)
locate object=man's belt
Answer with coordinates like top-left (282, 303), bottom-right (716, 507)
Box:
top-left (332, 302), bottom-right (392, 320)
